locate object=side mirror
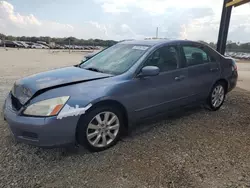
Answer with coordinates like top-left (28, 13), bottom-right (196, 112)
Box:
top-left (139, 66), bottom-right (160, 77)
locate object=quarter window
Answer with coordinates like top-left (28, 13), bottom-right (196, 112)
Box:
top-left (183, 46), bottom-right (212, 66)
top-left (144, 46), bottom-right (179, 72)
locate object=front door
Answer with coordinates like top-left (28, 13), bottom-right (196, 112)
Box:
top-left (129, 45), bottom-right (191, 120)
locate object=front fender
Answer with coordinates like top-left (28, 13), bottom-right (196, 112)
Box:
top-left (27, 78), bottom-right (134, 124)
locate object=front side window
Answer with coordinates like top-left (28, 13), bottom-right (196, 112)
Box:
top-left (80, 44), bottom-right (150, 75)
top-left (183, 46), bottom-right (211, 66)
top-left (144, 46), bottom-right (179, 72)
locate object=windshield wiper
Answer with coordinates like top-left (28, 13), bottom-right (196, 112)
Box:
top-left (85, 67), bottom-right (103, 73)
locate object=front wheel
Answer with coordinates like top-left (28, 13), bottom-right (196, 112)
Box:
top-left (76, 106), bottom-right (123, 152)
top-left (207, 82), bottom-right (226, 111)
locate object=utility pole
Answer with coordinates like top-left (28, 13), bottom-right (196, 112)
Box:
top-left (3, 37), bottom-right (6, 50)
top-left (48, 38), bottom-right (50, 53)
top-left (69, 38), bottom-right (71, 54)
top-left (156, 27), bottom-right (158, 39)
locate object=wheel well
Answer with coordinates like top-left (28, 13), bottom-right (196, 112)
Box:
top-left (216, 79), bottom-right (228, 93)
top-left (87, 100), bottom-right (129, 131)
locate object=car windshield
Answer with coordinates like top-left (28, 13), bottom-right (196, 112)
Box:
top-left (80, 43), bottom-right (150, 75)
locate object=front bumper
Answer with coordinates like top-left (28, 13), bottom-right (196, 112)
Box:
top-left (3, 94), bottom-right (79, 148)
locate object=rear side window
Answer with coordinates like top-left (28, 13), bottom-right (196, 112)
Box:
top-left (183, 46), bottom-right (212, 67)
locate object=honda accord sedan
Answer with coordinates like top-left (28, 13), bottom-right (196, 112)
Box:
top-left (3, 39), bottom-right (238, 151)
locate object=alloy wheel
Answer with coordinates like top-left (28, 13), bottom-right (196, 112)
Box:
top-left (211, 85), bottom-right (225, 108)
top-left (86, 111), bottom-right (120, 148)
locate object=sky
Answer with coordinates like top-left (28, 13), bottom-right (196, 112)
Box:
top-left (0, 0), bottom-right (250, 42)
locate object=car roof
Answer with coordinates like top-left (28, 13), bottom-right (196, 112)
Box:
top-left (119, 39), bottom-right (196, 47)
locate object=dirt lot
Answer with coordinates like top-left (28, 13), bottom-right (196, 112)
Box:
top-left (237, 61), bottom-right (250, 91)
top-left (0, 49), bottom-right (250, 188)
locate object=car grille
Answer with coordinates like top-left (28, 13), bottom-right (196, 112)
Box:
top-left (11, 94), bottom-right (22, 111)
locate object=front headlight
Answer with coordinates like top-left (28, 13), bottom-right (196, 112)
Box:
top-left (23, 96), bottom-right (70, 116)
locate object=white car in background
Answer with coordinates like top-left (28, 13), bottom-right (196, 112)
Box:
top-left (31, 43), bottom-right (49, 49)
top-left (17, 41), bottom-right (29, 48)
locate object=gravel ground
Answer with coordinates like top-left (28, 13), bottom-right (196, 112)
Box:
top-left (0, 49), bottom-right (250, 188)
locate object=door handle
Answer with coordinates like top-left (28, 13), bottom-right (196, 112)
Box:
top-left (175, 75), bottom-right (185, 81)
top-left (210, 68), bottom-right (219, 72)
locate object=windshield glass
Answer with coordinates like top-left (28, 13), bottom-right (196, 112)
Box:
top-left (80, 43), bottom-right (150, 75)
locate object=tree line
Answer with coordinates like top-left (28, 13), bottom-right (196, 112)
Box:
top-left (0, 33), bottom-right (117, 47)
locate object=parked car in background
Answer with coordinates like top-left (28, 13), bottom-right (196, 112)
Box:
top-left (225, 51), bottom-right (250, 60)
top-left (13, 41), bottom-right (25, 48)
top-left (25, 42), bottom-right (35, 48)
top-left (31, 43), bottom-right (49, 49)
top-left (3, 41), bottom-right (20, 48)
top-left (55, 45), bottom-right (65, 49)
top-left (37, 41), bottom-right (50, 48)
top-left (3, 39), bottom-right (238, 152)
top-left (16, 41), bottom-right (29, 48)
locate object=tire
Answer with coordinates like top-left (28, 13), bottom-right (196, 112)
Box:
top-left (76, 105), bottom-right (124, 152)
top-left (206, 82), bottom-right (226, 111)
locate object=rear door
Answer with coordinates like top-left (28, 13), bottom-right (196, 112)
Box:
top-left (180, 43), bottom-right (221, 100)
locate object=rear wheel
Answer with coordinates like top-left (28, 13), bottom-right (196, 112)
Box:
top-left (76, 106), bottom-right (123, 152)
top-left (207, 82), bottom-right (226, 111)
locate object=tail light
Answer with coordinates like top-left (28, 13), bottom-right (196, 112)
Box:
top-left (231, 59), bottom-right (237, 71)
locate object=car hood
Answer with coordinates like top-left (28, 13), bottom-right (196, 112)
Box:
top-left (12, 66), bottom-right (111, 104)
